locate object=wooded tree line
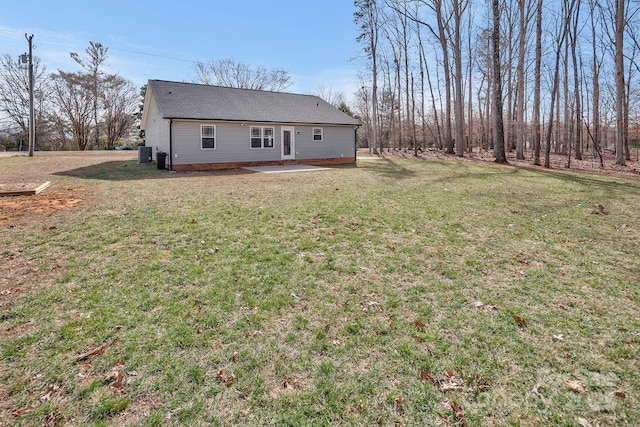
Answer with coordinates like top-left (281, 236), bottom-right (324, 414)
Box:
top-left (0, 42), bottom-right (140, 151)
top-left (354, 0), bottom-right (640, 167)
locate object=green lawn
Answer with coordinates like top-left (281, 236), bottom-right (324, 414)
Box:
top-left (1, 155), bottom-right (639, 426)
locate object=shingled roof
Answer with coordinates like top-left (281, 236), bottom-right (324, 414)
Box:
top-left (145, 79), bottom-right (360, 126)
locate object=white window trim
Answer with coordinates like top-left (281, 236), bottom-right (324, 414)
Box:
top-left (249, 126), bottom-right (275, 149)
top-left (201, 124), bottom-right (216, 150)
top-left (313, 127), bottom-right (323, 142)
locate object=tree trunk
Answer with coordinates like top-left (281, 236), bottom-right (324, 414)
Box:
top-left (433, 0), bottom-right (454, 154)
top-left (544, 0), bottom-right (576, 168)
top-left (614, 0), bottom-right (626, 165)
top-left (468, 7), bottom-right (474, 153)
top-left (589, 0), bottom-right (602, 163)
top-left (453, 0), bottom-right (467, 157)
top-left (492, 0), bottom-right (507, 164)
top-left (516, 0), bottom-right (528, 160)
top-left (571, 1), bottom-right (582, 161)
top-left (532, 0), bottom-right (543, 166)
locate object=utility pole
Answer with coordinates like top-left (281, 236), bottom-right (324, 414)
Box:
top-left (25, 34), bottom-right (35, 157)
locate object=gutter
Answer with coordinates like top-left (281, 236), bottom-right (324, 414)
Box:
top-left (162, 116), bottom-right (359, 127)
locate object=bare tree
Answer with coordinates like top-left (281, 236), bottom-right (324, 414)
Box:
top-left (492, 0), bottom-right (508, 163)
top-left (0, 54), bottom-right (49, 144)
top-left (614, 0), bottom-right (627, 165)
top-left (516, 0), bottom-right (534, 160)
top-left (193, 58), bottom-right (292, 92)
top-left (588, 0), bottom-right (603, 162)
top-left (544, 0), bottom-right (577, 168)
top-left (451, 0), bottom-right (469, 157)
top-left (428, 0), bottom-right (454, 154)
top-left (532, 0), bottom-right (543, 165)
top-left (71, 41), bottom-right (108, 150)
top-left (50, 71), bottom-right (93, 151)
top-left (315, 85), bottom-right (346, 107)
top-left (355, 0), bottom-right (382, 154)
top-left (101, 75), bottom-right (138, 149)
top-left (570, 1), bottom-right (583, 161)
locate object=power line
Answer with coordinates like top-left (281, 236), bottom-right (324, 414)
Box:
top-left (109, 47), bottom-right (196, 64)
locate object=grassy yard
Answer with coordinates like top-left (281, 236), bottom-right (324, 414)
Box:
top-left (1, 153), bottom-right (639, 426)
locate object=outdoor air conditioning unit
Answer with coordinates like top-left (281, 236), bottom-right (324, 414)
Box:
top-left (138, 146), bottom-right (152, 163)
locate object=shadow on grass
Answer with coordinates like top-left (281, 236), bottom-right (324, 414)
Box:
top-left (357, 157), bottom-right (418, 179)
top-left (525, 168), bottom-right (640, 196)
top-left (53, 160), bottom-right (252, 181)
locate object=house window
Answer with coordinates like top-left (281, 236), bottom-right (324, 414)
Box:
top-left (201, 125), bottom-right (215, 149)
top-left (250, 126), bottom-right (274, 149)
top-left (313, 127), bottom-right (323, 141)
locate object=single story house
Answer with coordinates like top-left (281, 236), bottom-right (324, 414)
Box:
top-left (140, 79), bottom-right (360, 171)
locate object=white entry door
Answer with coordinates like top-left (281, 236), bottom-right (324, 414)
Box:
top-left (281, 127), bottom-right (295, 160)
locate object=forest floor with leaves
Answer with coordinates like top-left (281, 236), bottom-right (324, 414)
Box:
top-left (362, 147), bottom-right (640, 179)
top-left (1, 151), bottom-right (639, 426)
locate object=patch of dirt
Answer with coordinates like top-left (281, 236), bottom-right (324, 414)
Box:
top-left (0, 190), bottom-right (83, 224)
top-left (112, 395), bottom-right (163, 426)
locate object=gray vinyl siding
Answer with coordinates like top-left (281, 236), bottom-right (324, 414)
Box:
top-left (294, 125), bottom-right (355, 160)
top-left (171, 121), bottom-right (356, 165)
top-left (172, 121), bottom-right (280, 165)
top-left (143, 96), bottom-right (170, 160)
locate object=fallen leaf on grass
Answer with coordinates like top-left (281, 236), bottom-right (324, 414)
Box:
top-left (394, 396), bottom-right (406, 416)
top-left (450, 401), bottom-right (466, 423)
top-left (439, 379), bottom-right (465, 392)
top-left (76, 341), bottom-right (112, 361)
top-left (576, 417), bottom-right (593, 427)
top-left (43, 408), bottom-right (62, 427)
top-left (420, 369), bottom-right (435, 382)
top-left (215, 369), bottom-right (236, 387)
top-left (11, 406), bottom-right (33, 417)
top-left (235, 385), bottom-right (250, 399)
top-left (513, 316), bottom-right (527, 328)
top-left (414, 320), bottom-right (426, 329)
top-left (109, 372), bottom-right (125, 393)
top-left (40, 384), bottom-right (60, 401)
top-left (473, 301), bottom-right (497, 310)
top-left (590, 204), bottom-right (608, 215)
top-left (225, 373), bottom-right (236, 387)
top-left (419, 369), bottom-right (464, 392)
top-left (614, 389), bottom-right (627, 398)
top-left (565, 379), bottom-right (587, 393)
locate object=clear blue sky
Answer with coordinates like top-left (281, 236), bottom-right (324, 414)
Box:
top-left (0, 0), bottom-right (363, 102)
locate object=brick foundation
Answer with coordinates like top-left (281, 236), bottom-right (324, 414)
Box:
top-left (170, 157), bottom-right (356, 171)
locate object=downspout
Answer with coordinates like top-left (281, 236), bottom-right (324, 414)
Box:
top-left (354, 126), bottom-right (359, 162)
top-left (169, 119), bottom-right (173, 171)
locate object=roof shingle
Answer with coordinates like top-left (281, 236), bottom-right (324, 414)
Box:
top-left (148, 79), bottom-right (359, 126)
